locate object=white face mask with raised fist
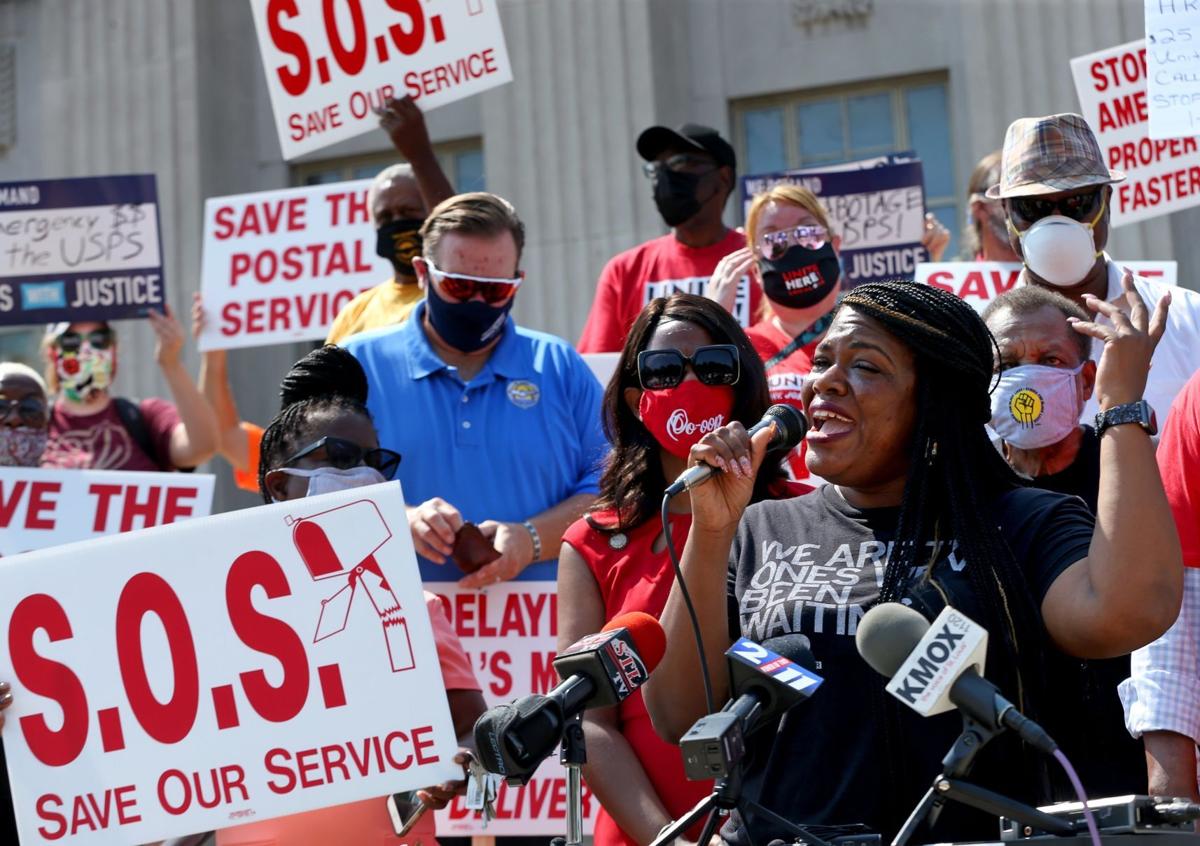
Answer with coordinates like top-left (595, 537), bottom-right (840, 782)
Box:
top-left (989, 363), bottom-right (1084, 450)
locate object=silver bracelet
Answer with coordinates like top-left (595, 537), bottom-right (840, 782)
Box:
top-left (521, 519), bottom-right (542, 561)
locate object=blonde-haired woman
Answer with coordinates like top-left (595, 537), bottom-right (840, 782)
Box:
top-left (705, 184), bottom-right (842, 479)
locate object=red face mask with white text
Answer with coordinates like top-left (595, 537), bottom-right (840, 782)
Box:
top-left (638, 381), bottom-right (736, 460)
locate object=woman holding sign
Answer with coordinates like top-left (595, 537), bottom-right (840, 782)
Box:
top-left (40, 313), bottom-right (217, 472)
top-left (217, 345), bottom-right (485, 846)
top-left (643, 279), bottom-right (1181, 844)
top-left (706, 185), bottom-right (841, 480)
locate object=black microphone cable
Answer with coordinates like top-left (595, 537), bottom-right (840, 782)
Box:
top-left (658, 405), bottom-right (808, 717)
top-left (662, 491), bottom-right (715, 714)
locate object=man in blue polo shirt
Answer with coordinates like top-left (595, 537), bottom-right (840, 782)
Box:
top-left (343, 192), bottom-right (606, 589)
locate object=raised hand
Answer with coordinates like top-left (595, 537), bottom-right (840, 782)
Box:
top-left (1068, 269), bottom-right (1169, 411)
top-left (705, 247), bottom-right (756, 315)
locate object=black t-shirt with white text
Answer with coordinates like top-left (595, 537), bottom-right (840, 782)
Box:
top-left (724, 484), bottom-right (1094, 844)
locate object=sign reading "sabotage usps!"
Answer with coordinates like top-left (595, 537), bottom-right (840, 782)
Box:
top-left (250, 0), bottom-right (513, 159)
top-left (742, 157), bottom-right (928, 287)
top-left (0, 482), bottom-right (460, 844)
top-left (0, 175), bottom-right (165, 326)
top-left (197, 179), bottom-right (392, 351)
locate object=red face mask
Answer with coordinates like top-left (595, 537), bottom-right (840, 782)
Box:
top-left (638, 380), bottom-right (736, 459)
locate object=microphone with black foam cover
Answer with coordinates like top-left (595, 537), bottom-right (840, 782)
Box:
top-left (473, 611), bottom-right (667, 782)
top-left (855, 603), bottom-right (1057, 755)
top-left (665, 404), bottom-right (808, 497)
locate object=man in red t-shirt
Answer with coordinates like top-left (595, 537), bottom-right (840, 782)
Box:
top-left (578, 123), bottom-right (761, 352)
top-left (1124, 369), bottom-right (1200, 799)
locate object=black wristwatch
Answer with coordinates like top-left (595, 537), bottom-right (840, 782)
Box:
top-left (1094, 400), bottom-right (1157, 438)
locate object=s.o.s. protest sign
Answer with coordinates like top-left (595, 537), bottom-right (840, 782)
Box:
top-left (0, 467), bottom-right (214, 556)
top-left (250, 0), bottom-right (513, 159)
top-left (198, 179), bottom-right (391, 350)
top-left (0, 175), bottom-right (165, 326)
top-left (0, 482), bottom-right (460, 844)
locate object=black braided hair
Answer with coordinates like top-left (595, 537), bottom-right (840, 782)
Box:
top-left (837, 280), bottom-right (1054, 821)
top-left (836, 280), bottom-right (1042, 701)
top-left (258, 345), bottom-right (373, 502)
top-left (279, 343), bottom-right (369, 408)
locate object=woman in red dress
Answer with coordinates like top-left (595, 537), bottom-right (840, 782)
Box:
top-left (558, 293), bottom-right (795, 846)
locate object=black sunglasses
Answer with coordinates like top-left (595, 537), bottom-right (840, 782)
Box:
top-left (637, 344), bottom-right (740, 390)
top-left (281, 436), bottom-right (402, 480)
top-left (0, 396), bottom-right (48, 427)
top-left (56, 328), bottom-right (114, 353)
top-left (1009, 188), bottom-right (1102, 224)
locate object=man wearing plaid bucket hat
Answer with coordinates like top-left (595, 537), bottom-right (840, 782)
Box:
top-left (993, 112), bottom-right (1200, 425)
top-left (991, 115), bottom-right (1200, 802)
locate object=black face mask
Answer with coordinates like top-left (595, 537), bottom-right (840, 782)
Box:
top-left (375, 218), bottom-right (424, 279)
top-left (759, 242), bottom-right (841, 309)
top-left (653, 169), bottom-right (705, 227)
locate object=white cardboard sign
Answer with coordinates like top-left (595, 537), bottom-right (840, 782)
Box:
top-left (198, 179), bottom-right (392, 351)
top-left (0, 482), bottom-right (460, 844)
top-left (0, 467), bottom-right (214, 556)
top-left (1071, 38), bottom-right (1200, 225)
top-left (431, 580), bottom-right (598, 836)
top-left (249, 0), bottom-right (513, 159)
top-left (917, 260), bottom-right (1178, 313)
top-left (1145, 0), bottom-right (1200, 139)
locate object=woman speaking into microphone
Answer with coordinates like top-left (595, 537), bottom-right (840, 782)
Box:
top-left (643, 279), bottom-right (1182, 843)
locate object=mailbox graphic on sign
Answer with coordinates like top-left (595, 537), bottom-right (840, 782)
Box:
top-left (289, 499), bottom-right (415, 672)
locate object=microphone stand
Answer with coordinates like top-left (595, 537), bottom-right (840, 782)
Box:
top-left (892, 716), bottom-right (1076, 846)
top-left (550, 712), bottom-right (587, 846)
top-left (649, 764), bottom-right (839, 846)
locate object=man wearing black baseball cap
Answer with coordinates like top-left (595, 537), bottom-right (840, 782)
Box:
top-left (578, 123), bottom-right (760, 352)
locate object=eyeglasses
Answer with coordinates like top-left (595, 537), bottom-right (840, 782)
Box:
top-left (1009, 189), bottom-right (1103, 224)
top-left (0, 396), bottom-right (48, 427)
top-left (281, 436), bottom-right (402, 480)
top-left (641, 153), bottom-right (719, 179)
top-left (758, 224), bottom-right (830, 260)
top-left (426, 261), bottom-right (523, 305)
top-left (637, 344), bottom-right (740, 390)
top-left (56, 328), bottom-right (114, 353)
